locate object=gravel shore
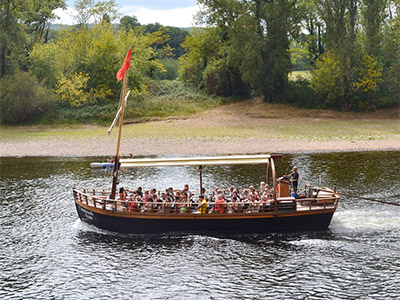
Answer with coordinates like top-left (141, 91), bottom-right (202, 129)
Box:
top-left (1, 136), bottom-right (399, 157)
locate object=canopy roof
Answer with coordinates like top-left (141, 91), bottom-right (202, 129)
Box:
top-left (120, 154), bottom-right (271, 168)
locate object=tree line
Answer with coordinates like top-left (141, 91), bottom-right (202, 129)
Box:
top-left (0, 0), bottom-right (399, 124)
top-left (180, 0), bottom-right (399, 110)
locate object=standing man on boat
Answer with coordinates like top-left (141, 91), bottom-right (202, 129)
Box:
top-left (289, 166), bottom-right (299, 197)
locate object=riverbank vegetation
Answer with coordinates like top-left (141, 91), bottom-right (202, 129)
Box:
top-left (0, 0), bottom-right (399, 125)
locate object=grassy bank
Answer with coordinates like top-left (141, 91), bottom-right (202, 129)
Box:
top-left (1, 100), bottom-right (398, 143)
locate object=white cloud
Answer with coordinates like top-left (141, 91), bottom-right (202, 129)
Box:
top-left (53, 7), bottom-right (77, 25)
top-left (54, 5), bottom-right (200, 27)
top-left (120, 5), bottom-right (200, 27)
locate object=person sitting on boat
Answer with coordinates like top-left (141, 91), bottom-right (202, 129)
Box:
top-left (119, 187), bottom-right (128, 207)
top-left (142, 194), bottom-right (154, 212)
top-left (259, 182), bottom-right (266, 195)
top-left (153, 194), bottom-right (163, 212)
top-left (249, 186), bottom-right (259, 200)
top-left (230, 192), bottom-right (241, 213)
top-left (173, 195), bottom-right (182, 213)
top-left (197, 195), bottom-right (208, 214)
top-left (200, 187), bottom-right (209, 200)
top-left (213, 194), bottom-right (226, 214)
top-left (260, 185), bottom-right (271, 198)
top-left (168, 186), bottom-right (174, 194)
top-left (163, 195), bottom-right (173, 213)
top-left (182, 184), bottom-right (193, 200)
top-left (150, 188), bottom-right (157, 198)
top-left (180, 192), bottom-right (190, 213)
top-left (128, 195), bottom-right (140, 212)
top-left (160, 192), bottom-right (168, 202)
top-left (136, 186), bottom-right (143, 198)
top-left (248, 195), bottom-right (261, 213)
top-left (143, 190), bottom-right (150, 201)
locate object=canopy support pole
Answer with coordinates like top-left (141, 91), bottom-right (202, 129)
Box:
top-left (199, 165), bottom-right (203, 195)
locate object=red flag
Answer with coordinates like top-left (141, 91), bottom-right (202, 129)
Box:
top-left (116, 48), bottom-right (131, 82)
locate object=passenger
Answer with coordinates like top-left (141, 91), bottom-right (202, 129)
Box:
top-left (242, 194), bottom-right (251, 211)
top-left (261, 195), bottom-right (274, 211)
top-left (128, 195), bottom-right (140, 212)
top-left (230, 192), bottom-right (241, 213)
top-left (150, 188), bottom-right (157, 197)
top-left (249, 186), bottom-right (259, 200)
top-left (214, 194), bottom-right (226, 214)
top-left (248, 195), bottom-right (260, 213)
top-left (198, 195), bottom-right (208, 214)
top-left (201, 187), bottom-right (209, 200)
top-left (241, 189), bottom-right (249, 200)
top-left (119, 187), bottom-right (127, 200)
top-left (174, 195), bottom-right (182, 213)
top-left (142, 194), bottom-right (154, 212)
top-left (160, 192), bottom-right (168, 202)
top-left (143, 190), bottom-right (150, 201)
top-left (153, 194), bottom-right (162, 212)
top-left (136, 186), bottom-right (143, 197)
top-left (182, 184), bottom-right (193, 199)
top-left (285, 166), bottom-right (299, 197)
top-left (119, 187), bottom-right (127, 207)
top-left (259, 182), bottom-right (266, 195)
top-left (227, 186), bottom-right (235, 198)
top-left (261, 185), bottom-right (271, 199)
top-left (180, 193), bottom-right (190, 213)
top-left (164, 195), bottom-right (173, 213)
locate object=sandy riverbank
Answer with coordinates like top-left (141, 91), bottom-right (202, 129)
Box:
top-left (1, 136), bottom-right (399, 157)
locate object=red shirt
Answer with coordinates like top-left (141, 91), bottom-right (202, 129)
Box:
top-left (215, 198), bottom-right (226, 213)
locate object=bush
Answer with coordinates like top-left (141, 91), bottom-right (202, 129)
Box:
top-left (152, 58), bottom-right (179, 80)
top-left (282, 79), bottom-right (321, 108)
top-left (0, 71), bottom-right (56, 124)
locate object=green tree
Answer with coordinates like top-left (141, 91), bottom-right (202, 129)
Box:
top-left (0, 0), bottom-right (65, 77)
top-left (120, 15), bottom-right (140, 32)
top-left (353, 54), bottom-right (383, 108)
top-left (30, 22), bottom-right (165, 107)
top-left (186, 0), bottom-right (298, 100)
top-left (0, 70), bottom-right (56, 123)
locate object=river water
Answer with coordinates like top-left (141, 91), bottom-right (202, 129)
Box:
top-left (1, 152), bottom-right (399, 299)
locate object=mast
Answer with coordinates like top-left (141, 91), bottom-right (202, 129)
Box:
top-left (110, 49), bottom-right (131, 200)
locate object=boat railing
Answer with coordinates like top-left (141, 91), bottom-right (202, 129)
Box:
top-left (73, 188), bottom-right (339, 214)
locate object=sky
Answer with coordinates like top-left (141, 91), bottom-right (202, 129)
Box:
top-left (54, 0), bottom-right (200, 27)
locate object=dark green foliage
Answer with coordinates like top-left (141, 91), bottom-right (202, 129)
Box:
top-left (152, 58), bottom-right (180, 80)
top-left (120, 16), bottom-right (140, 32)
top-left (0, 71), bottom-right (56, 124)
top-left (143, 23), bottom-right (189, 58)
top-left (283, 79), bottom-right (321, 109)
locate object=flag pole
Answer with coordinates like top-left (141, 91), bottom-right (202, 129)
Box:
top-left (110, 50), bottom-right (130, 201)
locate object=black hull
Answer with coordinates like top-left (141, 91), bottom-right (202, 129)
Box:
top-left (75, 202), bottom-right (335, 234)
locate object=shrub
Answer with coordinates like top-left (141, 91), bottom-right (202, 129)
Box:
top-left (283, 79), bottom-right (321, 108)
top-left (0, 71), bottom-right (56, 124)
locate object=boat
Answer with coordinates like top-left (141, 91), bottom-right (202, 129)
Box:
top-left (73, 49), bottom-right (340, 234)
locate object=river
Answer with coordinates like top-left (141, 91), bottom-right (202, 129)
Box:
top-left (1, 151), bottom-right (399, 299)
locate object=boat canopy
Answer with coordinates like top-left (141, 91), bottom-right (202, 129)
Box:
top-left (120, 154), bottom-right (271, 168)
